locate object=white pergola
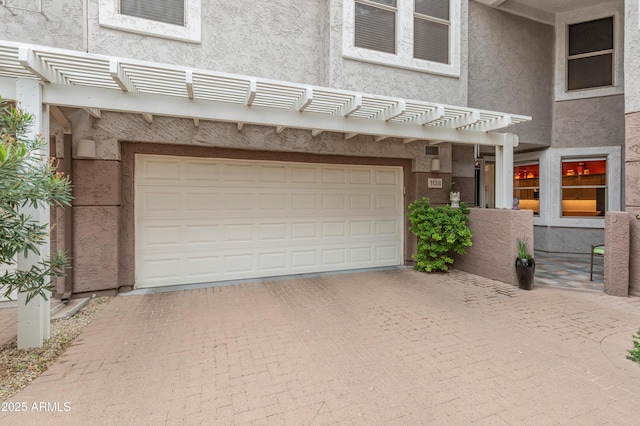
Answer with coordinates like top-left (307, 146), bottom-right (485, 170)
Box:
top-left (0, 40), bottom-right (530, 346)
top-left (0, 40), bottom-right (529, 208)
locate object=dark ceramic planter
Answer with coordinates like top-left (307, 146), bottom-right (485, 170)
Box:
top-left (515, 258), bottom-right (535, 290)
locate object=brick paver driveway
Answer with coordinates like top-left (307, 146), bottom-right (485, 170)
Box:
top-left (3, 268), bottom-right (640, 424)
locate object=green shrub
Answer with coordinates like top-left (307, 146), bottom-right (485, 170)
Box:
top-left (628, 329), bottom-right (640, 364)
top-left (517, 238), bottom-right (533, 260)
top-left (408, 197), bottom-right (472, 272)
top-left (0, 97), bottom-right (71, 303)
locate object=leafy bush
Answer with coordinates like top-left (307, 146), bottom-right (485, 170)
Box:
top-left (0, 97), bottom-right (71, 303)
top-left (628, 329), bottom-right (640, 364)
top-left (408, 197), bottom-right (472, 272)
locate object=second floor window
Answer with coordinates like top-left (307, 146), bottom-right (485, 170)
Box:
top-left (353, 0), bottom-right (452, 65)
top-left (567, 17), bottom-right (614, 91)
top-left (413, 0), bottom-right (450, 64)
top-left (120, 0), bottom-right (185, 27)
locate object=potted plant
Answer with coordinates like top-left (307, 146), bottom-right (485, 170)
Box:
top-left (515, 238), bottom-right (535, 290)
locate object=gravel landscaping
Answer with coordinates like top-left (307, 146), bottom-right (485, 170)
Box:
top-left (0, 296), bottom-right (111, 402)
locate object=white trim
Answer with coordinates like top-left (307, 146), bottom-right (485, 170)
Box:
top-left (343, 0), bottom-right (461, 77)
top-left (98, 0), bottom-right (201, 44)
top-left (514, 147), bottom-right (621, 229)
top-left (0, 41), bottom-right (530, 148)
top-left (554, 1), bottom-right (624, 101)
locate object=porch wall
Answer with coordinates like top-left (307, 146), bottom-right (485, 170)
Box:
top-left (453, 209), bottom-right (534, 288)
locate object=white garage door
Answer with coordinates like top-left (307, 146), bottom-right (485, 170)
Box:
top-left (135, 155), bottom-right (404, 288)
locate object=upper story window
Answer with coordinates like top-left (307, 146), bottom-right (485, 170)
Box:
top-left (554, 3), bottom-right (623, 101)
top-left (98, 0), bottom-right (201, 43)
top-left (413, 0), bottom-right (450, 64)
top-left (344, 0), bottom-right (461, 77)
top-left (567, 17), bottom-right (614, 91)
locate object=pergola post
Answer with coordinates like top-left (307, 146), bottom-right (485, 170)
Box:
top-left (495, 133), bottom-right (516, 209)
top-left (16, 78), bottom-right (51, 349)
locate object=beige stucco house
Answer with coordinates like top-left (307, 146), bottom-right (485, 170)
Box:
top-left (0, 0), bottom-right (637, 300)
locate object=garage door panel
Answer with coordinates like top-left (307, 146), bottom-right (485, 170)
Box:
top-left (291, 250), bottom-right (319, 269)
top-left (184, 225), bottom-right (220, 245)
top-left (292, 222), bottom-right (318, 239)
top-left (322, 248), bottom-right (347, 266)
top-left (135, 155), bottom-right (403, 288)
top-left (350, 168), bottom-right (374, 184)
top-left (350, 221), bottom-right (373, 237)
top-left (259, 223), bottom-right (288, 241)
top-left (376, 169), bottom-right (400, 185)
top-left (292, 194), bottom-right (317, 211)
top-left (321, 194), bottom-right (346, 210)
top-left (141, 225), bottom-right (181, 248)
top-left (224, 224), bottom-right (255, 243)
top-left (185, 192), bottom-right (219, 212)
top-left (142, 192), bottom-right (181, 213)
top-left (259, 252), bottom-right (288, 272)
top-left (259, 193), bottom-right (289, 211)
top-left (185, 256), bottom-right (221, 279)
top-left (259, 164), bottom-right (288, 182)
top-left (350, 247), bottom-right (374, 264)
top-left (185, 161), bottom-right (220, 181)
top-left (321, 222), bottom-right (347, 238)
top-left (144, 158), bottom-right (181, 180)
top-left (223, 163), bottom-right (256, 182)
top-left (224, 254), bottom-right (255, 274)
top-left (376, 245), bottom-right (399, 262)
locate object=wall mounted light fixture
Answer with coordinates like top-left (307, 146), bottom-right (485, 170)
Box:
top-left (76, 139), bottom-right (96, 159)
top-left (430, 157), bottom-right (441, 172)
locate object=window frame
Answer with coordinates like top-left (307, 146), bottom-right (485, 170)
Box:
top-left (343, 0), bottom-right (461, 77)
top-left (566, 17), bottom-right (614, 92)
top-left (98, 0), bottom-right (201, 44)
top-left (560, 157), bottom-right (607, 218)
top-left (513, 162), bottom-right (540, 216)
top-left (554, 4), bottom-right (623, 101)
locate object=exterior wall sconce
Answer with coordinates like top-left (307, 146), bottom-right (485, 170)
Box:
top-left (76, 139), bottom-right (96, 159)
top-left (430, 157), bottom-right (441, 172)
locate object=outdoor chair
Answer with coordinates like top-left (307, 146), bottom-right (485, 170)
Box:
top-left (590, 244), bottom-right (605, 281)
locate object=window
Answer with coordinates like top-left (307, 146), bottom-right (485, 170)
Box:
top-left (98, 0), bottom-right (201, 43)
top-left (413, 0), bottom-right (450, 64)
top-left (513, 163), bottom-right (539, 216)
top-left (343, 0), bottom-right (460, 76)
top-left (120, 0), bottom-right (185, 26)
top-left (355, 0), bottom-right (397, 54)
top-left (567, 17), bottom-right (614, 91)
top-left (561, 158), bottom-right (607, 217)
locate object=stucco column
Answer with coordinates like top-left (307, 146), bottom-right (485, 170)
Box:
top-left (494, 134), bottom-right (516, 209)
top-left (15, 78), bottom-right (51, 349)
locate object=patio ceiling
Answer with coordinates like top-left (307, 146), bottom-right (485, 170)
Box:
top-left (0, 40), bottom-right (531, 146)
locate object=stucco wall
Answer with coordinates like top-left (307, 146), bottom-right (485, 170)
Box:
top-left (553, 96), bottom-right (626, 148)
top-left (625, 0), bottom-right (640, 114)
top-left (1, 1), bottom-right (469, 102)
top-left (468, 1), bottom-right (553, 147)
top-left (0, 1), bottom-right (84, 51)
top-left (69, 110), bottom-right (453, 175)
top-left (453, 208), bottom-right (534, 288)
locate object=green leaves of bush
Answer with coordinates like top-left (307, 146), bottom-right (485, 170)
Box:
top-left (408, 197), bottom-right (472, 272)
top-left (1, 97), bottom-right (72, 303)
top-left (628, 329), bottom-right (640, 364)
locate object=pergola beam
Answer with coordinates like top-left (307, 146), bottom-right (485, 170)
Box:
top-left (109, 59), bottom-right (133, 92)
top-left (39, 83), bottom-right (518, 147)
